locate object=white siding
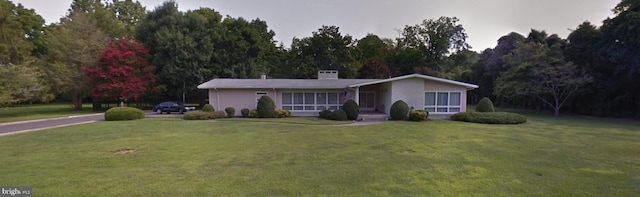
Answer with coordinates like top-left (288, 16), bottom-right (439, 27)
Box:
top-left (391, 78), bottom-right (425, 111)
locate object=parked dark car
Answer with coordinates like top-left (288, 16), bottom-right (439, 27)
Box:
top-left (153, 102), bottom-right (195, 114)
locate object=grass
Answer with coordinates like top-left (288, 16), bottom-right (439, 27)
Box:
top-left (0, 115), bottom-right (639, 196)
top-left (0, 103), bottom-right (96, 123)
top-left (218, 117), bottom-right (352, 125)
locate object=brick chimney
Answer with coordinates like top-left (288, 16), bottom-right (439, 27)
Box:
top-left (317, 70), bottom-right (338, 80)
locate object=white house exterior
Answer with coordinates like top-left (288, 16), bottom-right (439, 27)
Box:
top-left (197, 71), bottom-right (478, 119)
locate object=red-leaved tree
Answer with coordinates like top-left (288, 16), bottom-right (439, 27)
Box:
top-left (84, 38), bottom-right (157, 103)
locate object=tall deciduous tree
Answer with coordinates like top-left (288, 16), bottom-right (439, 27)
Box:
top-left (396, 16), bottom-right (469, 72)
top-left (496, 43), bottom-right (592, 116)
top-left (0, 62), bottom-right (53, 105)
top-left (85, 38), bottom-right (156, 103)
top-left (46, 11), bottom-right (108, 109)
top-left (285, 25), bottom-right (358, 78)
top-left (0, 0), bottom-right (38, 64)
top-left (358, 59), bottom-right (391, 79)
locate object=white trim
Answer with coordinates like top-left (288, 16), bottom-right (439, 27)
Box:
top-left (348, 74), bottom-right (478, 89)
top-left (281, 91), bottom-right (346, 112)
top-left (424, 91), bottom-right (462, 114)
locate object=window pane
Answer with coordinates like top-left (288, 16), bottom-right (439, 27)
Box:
top-left (437, 92), bottom-right (448, 106)
top-left (425, 107), bottom-right (435, 112)
top-left (283, 106), bottom-right (292, 110)
top-left (328, 106), bottom-right (338, 110)
top-left (316, 106), bottom-right (326, 110)
top-left (425, 92), bottom-right (436, 106)
top-left (450, 108), bottom-right (461, 112)
top-left (450, 92), bottom-right (461, 106)
top-left (305, 106), bottom-right (314, 110)
top-left (282, 93), bottom-right (292, 104)
top-left (305, 93), bottom-right (314, 104)
top-left (294, 106), bottom-right (303, 110)
top-left (294, 93), bottom-right (303, 104)
top-left (436, 107), bottom-right (448, 112)
top-left (316, 93), bottom-right (326, 104)
top-left (328, 93), bottom-right (338, 104)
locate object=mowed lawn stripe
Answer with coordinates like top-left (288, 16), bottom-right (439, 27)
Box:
top-left (0, 116), bottom-right (638, 196)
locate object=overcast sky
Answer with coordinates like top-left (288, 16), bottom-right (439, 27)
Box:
top-left (13, 0), bottom-right (619, 50)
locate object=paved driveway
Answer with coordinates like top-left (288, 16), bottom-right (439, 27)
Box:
top-left (0, 114), bottom-right (105, 136)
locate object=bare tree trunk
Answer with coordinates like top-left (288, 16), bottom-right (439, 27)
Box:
top-left (72, 90), bottom-right (82, 110)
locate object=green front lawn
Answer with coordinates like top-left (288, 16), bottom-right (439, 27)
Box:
top-left (0, 104), bottom-right (96, 123)
top-left (0, 115), bottom-right (638, 196)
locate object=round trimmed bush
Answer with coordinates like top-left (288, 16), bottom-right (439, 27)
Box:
top-left (202, 104), bottom-right (214, 112)
top-left (476, 97), bottom-right (495, 112)
top-left (225, 107), bottom-right (235, 118)
top-left (408, 110), bottom-right (428, 121)
top-left (390, 100), bottom-right (409, 120)
top-left (105, 107), bottom-right (144, 121)
top-left (257, 95), bottom-right (275, 118)
top-left (329, 109), bottom-right (348, 121)
top-left (250, 109), bottom-right (259, 118)
top-left (241, 108), bottom-right (250, 118)
top-left (319, 109), bottom-right (332, 119)
top-left (342, 99), bottom-right (359, 120)
top-left (275, 109), bottom-right (290, 118)
top-left (451, 112), bottom-right (527, 124)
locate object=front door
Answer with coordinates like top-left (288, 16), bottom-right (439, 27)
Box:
top-left (359, 92), bottom-right (375, 111)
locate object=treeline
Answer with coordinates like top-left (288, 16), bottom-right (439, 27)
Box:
top-left (1, 0), bottom-right (638, 118)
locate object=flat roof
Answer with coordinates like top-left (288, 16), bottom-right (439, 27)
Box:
top-left (197, 74), bottom-right (478, 90)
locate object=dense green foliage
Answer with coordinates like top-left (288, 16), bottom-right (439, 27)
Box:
top-left (329, 109), bottom-right (348, 121)
top-left (408, 110), bottom-right (428, 121)
top-left (1, 0), bottom-right (639, 119)
top-left (104, 107), bottom-right (144, 121)
top-left (275, 109), bottom-right (291, 118)
top-left (240, 108), bottom-right (250, 118)
top-left (183, 111), bottom-right (226, 120)
top-left (202, 104), bottom-right (214, 112)
top-left (183, 111), bottom-right (209, 120)
top-left (225, 107), bottom-right (235, 118)
top-left (250, 109), bottom-right (259, 118)
top-left (451, 112), bottom-right (527, 124)
top-left (257, 96), bottom-right (275, 118)
top-left (390, 100), bottom-right (409, 120)
top-left (476, 97), bottom-right (495, 112)
top-left (319, 109), bottom-right (332, 119)
top-left (342, 100), bottom-right (359, 120)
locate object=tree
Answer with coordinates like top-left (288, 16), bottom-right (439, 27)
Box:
top-left (354, 34), bottom-right (391, 62)
top-left (136, 3), bottom-right (218, 101)
top-left (396, 16), bottom-right (469, 72)
top-left (68, 0), bottom-right (124, 37)
top-left (439, 49), bottom-right (478, 81)
top-left (595, 0), bottom-right (640, 117)
top-left (358, 59), bottom-right (391, 79)
top-left (0, 0), bottom-right (36, 64)
top-left (106, 0), bottom-right (146, 38)
top-left (0, 63), bottom-right (54, 105)
top-left (46, 11), bottom-right (109, 109)
top-left (496, 43), bottom-right (592, 116)
top-left (84, 38), bottom-right (157, 103)
top-left (284, 25), bottom-right (358, 78)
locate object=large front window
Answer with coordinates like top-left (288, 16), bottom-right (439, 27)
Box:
top-left (282, 92), bottom-right (345, 111)
top-left (425, 92), bottom-right (461, 113)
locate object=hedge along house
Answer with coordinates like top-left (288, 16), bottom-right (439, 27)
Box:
top-left (197, 70), bottom-right (478, 119)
